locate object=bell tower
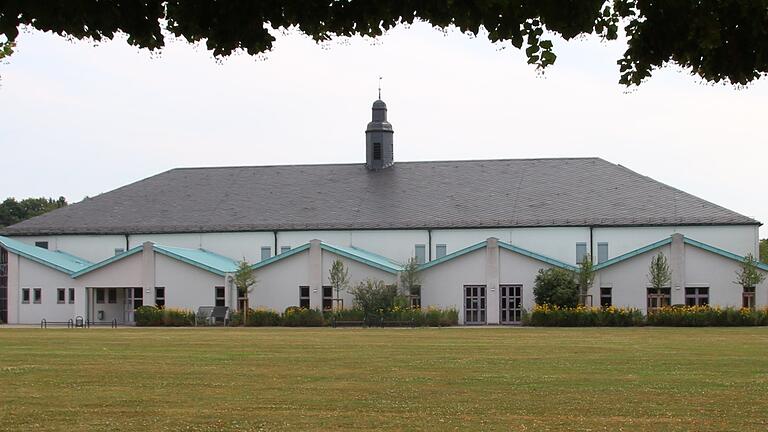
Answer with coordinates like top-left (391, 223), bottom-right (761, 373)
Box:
top-left (365, 92), bottom-right (394, 170)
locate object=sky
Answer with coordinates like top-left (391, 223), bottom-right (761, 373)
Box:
top-left (1, 22), bottom-right (766, 237)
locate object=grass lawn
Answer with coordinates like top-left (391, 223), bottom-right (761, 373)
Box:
top-left (1, 327), bottom-right (767, 431)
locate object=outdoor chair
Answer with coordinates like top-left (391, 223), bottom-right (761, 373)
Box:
top-left (195, 306), bottom-right (215, 326)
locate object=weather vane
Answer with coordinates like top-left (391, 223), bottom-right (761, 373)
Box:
top-left (378, 76), bottom-right (382, 99)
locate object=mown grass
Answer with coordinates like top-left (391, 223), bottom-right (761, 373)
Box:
top-left (0, 327), bottom-right (767, 431)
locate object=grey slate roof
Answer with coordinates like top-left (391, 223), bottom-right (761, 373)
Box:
top-left (2, 158), bottom-right (758, 235)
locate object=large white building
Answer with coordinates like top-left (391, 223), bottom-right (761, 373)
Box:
top-left (1, 99), bottom-right (765, 325)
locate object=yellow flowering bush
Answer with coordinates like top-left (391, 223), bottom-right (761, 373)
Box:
top-left (523, 304), bottom-right (644, 327)
top-left (647, 305), bottom-right (768, 326)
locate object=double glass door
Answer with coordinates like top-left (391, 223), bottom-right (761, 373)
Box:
top-left (464, 285), bottom-right (486, 324)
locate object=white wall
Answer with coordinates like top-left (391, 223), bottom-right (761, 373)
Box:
top-left (129, 232), bottom-right (275, 264)
top-left (420, 248), bottom-right (486, 325)
top-left (499, 248), bottom-right (555, 311)
top-left (15, 257), bottom-right (77, 324)
top-left (278, 230), bottom-right (429, 265)
top-left (250, 250), bottom-right (311, 312)
top-left (595, 245), bottom-right (672, 312)
top-left (74, 252), bottom-right (144, 288)
top-left (593, 225), bottom-right (757, 260)
top-left (684, 245), bottom-right (768, 308)
top-left (432, 227), bottom-right (590, 265)
top-left (154, 254), bottom-right (225, 311)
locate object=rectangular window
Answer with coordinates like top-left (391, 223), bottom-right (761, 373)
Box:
top-left (435, 244), bottom-right (447, 259)
top-left (743, 287), bottom-right (756, 310)
top-left (576, 243), bottom-right (587, 263)
top-left (261, 247), bottom-right (272, 261)
top-left (108, 288), bottom-right (117, 304)
top-left (155, 287), bottom-right (165, 308)
top-left (96, 288), bottom-right (105, 304)
top-left (647, 287), bottom-right (671, 312)
top-left (132, 288), bottom-right (143, 310)
top-left (57, 288), bottom-right (66, 304)
top-left (415, 244), bottom-right (426, 265)
top-left (114, 248), bottom-right (124, 256)
top-left (215, 286), bottom-right (225, 307)
top-left (597, 243), bottom-right (609, 264)
top-left (410, 285), bottom-right (422, 308)
top-left (299, 286), bottom-right (310, 309)
top-left (22, 288), bottom-right (30, 304)
top-left (373, 142), bottom-right (382, 160)
top-left (33, 288), bottom-right (42, 304)
top-left (685, 287), bottom-right (709, 306)
top-left (35, 241), bottom-right (49, 249)
top-left (280, 246), bottom-right (291, 254)
top-left (322, 286), bottom-right (333, 311)
top-left (600, 287), bottom-right (612, 307)
top-left (68, 288), bottom-right (75, 304)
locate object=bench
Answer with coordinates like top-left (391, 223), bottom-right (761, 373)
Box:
top-left (41, 317), bottom-right (118, 328)
top-left (40, 318), bottom-right (75, 328)
top-left (195, 306), bottom-right (229, 326)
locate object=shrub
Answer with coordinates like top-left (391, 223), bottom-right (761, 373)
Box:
top-left (135, 306), bottom-right (194, 327)
top-left (646, 306), bottom-right (768, 326)
top-left (533, 268), bottom-right (579, 308)
top-left (324, 306), bottom-right (458, 327)
top-left (283, 307), bottom-right (324, 327)
top-left (231, 308), bottom-right (282, 326)
top-left (522, 304), bottom-right (644, 327)
top-left (348, 279), bottom-right (398, 319)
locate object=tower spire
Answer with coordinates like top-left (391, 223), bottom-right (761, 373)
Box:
top-left (378, 76), bottom-right (382, 100)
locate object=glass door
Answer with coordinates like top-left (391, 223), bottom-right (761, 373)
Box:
top-left (464, 285), bottom-right (486, 325)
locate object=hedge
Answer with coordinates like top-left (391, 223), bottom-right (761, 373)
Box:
top-left (134, 306), bottom-right (195, 327)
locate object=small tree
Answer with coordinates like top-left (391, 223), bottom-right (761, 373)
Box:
top-left (328, 258), bottom-right (350, 310)
top-left (576, 253), bottom-right (596, 306)
top-left (348, 278), bottom-right (398, 319)
top-left (400, 257), bottom-right (421, 306)
top-left (734, 253), bottom-right (766, 292)
top-left (233, 260), bottom-right (257, 325)
top-left (533, 268), bottom-right (579, 308)
top-left (647, 252), bottom-right (672, 291)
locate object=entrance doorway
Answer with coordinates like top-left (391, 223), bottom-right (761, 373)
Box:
top-left (464, 285), bottom-right (486, 325)
top-left (499, 284), bottom-right (522, 324)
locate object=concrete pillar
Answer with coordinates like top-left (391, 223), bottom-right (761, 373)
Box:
top-left (73, 284), bottom-right (87, 321)
top-left (142, 242), bottom-right (156, 307)
top-left (485, 238), bottom-right (500, 325)
top-left (670, 234), bottom-right (685, 305)
top-left (309, 239), bottom-right (323, 309)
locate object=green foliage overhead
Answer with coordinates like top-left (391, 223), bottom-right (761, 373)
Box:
top-left (0, 196), bottom-right (67, 228)
top-left (399, 257), bottom-right (421, 296)
top-left (533, 268), bottom-right (579, 308)
top-left (1, 1), bottom-right (767, 86)
top-left (233, 260), bottom-right (256, 298)
top-left (647, 252), bottom-right (672, 290)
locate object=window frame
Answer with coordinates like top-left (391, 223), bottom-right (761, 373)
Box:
top-left (35, 241), bottom-right (49, 249)
top-left (373, 142), bottom-right (382, 161)
top-left (260, 246), bottom-right (272, 261)
top-left (415, 244), bottom-right (426, 265)
top-left (33, 288), bottom-right (42, 304)
top-left (322, 285), bottom-right (333, 311)
top-left (685, 287), bottom-right (709, 306)
top-left (597, 242), bottom-right (608, 264)
top-left (215, 286), bottom-right (226, 307)
top-left (600, 287), bottom-right (612, 307)
top-left (743, 286), bottom-right (756, 310)
top-left (280, 246), bottom-right (291, 254)
top-left (68, 288), bottom-right (75, 304)
top-left (647, 287), bottom-right (671, 312)
top-left (57, 288), bottom-right (66, 304)
top-left (435, 244), bottom-right (447, 259)
top-left (22, 288), bottom-right (30, 304)
top-left (576, 242), bottom-right (587, 263)
top-left (107, 288), bottom-right (117, 304)
top-left (96, 288), bottom-right (105, 304)
top-left (155, 287), bottom-right (165, 308)
top-left (299, 286), bottom-right (310, 309)
top-left (114, 248), bottom-right (125, 256)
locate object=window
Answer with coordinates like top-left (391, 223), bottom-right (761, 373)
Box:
top-left (280, 246), bottom-right (291, 254)
top-left (155, 287), bottom-right (165, 308)
top-left (96, 288), bottom-right (105, 304)
top-left (57, 288), bottom-right (66, 304)
top-left (299, 286), bottom-right (310, 309)
top-left (597, 243), bottom-right (608, 264)
top-left (647, 288), bottom-right (671, 312)
top-left (261, 247), bottom-right (272, 261)
top-left (35, 241), bottom-right (49, 249)
top-left (22, 288), bottom-right (30, 304)
top-left (576, 243), bottom-right (587, 263)
top-left (132, 288), bottom-right (143, 310)
top-left (415, 244), bottom-right (426, 265)
top-left (322, 286), bottom-right (333, 310)
top-left (600, 287), bottom-right (612, 307)
top-left (743, 287), bottom-right (756, 310)
top-left (410, 285), bottom-right (421, 308)
top-left (114, 248), bottom-right (124, 256)
top-left (435, 244), bottom-right (447, 259)
top-left (108, 288), bottom-right (117, 304)
top-left (685, 287), bottom-right (709, 306)
top-left (373, 142), bottom-right (382, 160)
top-left (33, 288), bottom-right (42, 304)
top-left (215, 286), bottom-right (225, 307)
top-left (68, 288), bottom-right (75, 304)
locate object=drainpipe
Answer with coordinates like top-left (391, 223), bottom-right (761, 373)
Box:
top-left (124, 234), bottom-right (129, 251)
top-left (428, 229), bottom-right (432, 262)
top-left (273, 231), bottom-right (278, 256)
top-left (589, 226), bottom-right (594, 262)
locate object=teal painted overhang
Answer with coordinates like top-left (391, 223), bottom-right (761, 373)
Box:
top-left (0, 235), bottom-right (92, 275)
